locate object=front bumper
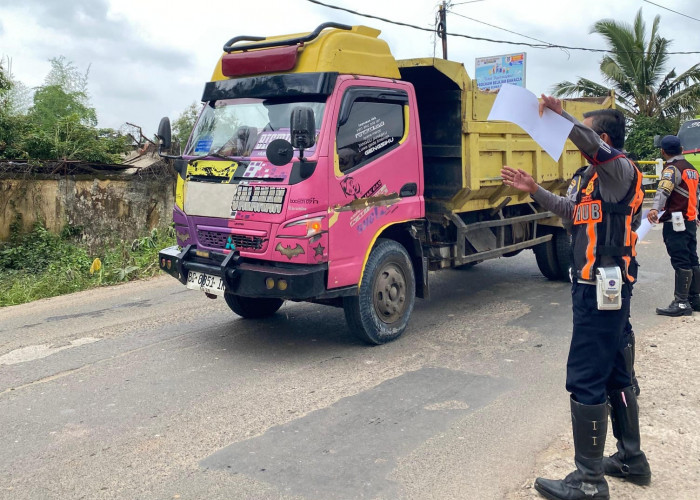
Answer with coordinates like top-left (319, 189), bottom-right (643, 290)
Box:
top-left (158, 245), bottom-right (328, 300)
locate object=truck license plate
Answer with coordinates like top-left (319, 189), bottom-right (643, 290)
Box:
top-left (186, 270), bottom-right (226, 296)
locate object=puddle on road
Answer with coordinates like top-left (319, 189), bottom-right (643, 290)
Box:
top-left (0, 337), bottom-right (101, 365)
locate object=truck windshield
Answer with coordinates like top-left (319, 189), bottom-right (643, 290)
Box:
top-left (184, 98), bottom-right (326, 158)
top-left (678, 119), bottom-right (700, 153)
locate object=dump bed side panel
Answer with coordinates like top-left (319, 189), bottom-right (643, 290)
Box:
top-left (397, 58), bottom-right (613, 215)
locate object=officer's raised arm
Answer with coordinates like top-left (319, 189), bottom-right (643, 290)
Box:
top-left (540, 94), bottom-right (628, 167)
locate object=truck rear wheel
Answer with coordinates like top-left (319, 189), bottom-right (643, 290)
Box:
top-left (343, 239), bottom-right (416, 345)
top-left (533, 228), bottom-right (571, 281)
top-left (224, 294), bottom-right (284, 318)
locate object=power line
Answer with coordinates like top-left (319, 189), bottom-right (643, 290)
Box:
top-left (305, 0), bottom-right (436, 34)
top-left (450, 0), bottom-right (488, 5)
top-left (447, 9), bottom-right (557, 48)
top-left (642, 0), bottom-right (700, 23)
top-left (304, 0), bottom-right (700, 55)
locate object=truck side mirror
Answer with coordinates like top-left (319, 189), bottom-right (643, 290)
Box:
top-left (653, 135), bottom-right (661, 148)
top-left (156, 117), bottom-right (172, 152)
top-left (290, 107), bottom-right (316, 155)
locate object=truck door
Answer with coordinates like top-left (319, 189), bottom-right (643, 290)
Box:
top-left (326, 82), bottom-right (423, 289)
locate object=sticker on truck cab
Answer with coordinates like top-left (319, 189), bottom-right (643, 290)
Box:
top-left (231, 185), bottom-right (287, 215)
top-left (194, 137), bottom-right (213, 154)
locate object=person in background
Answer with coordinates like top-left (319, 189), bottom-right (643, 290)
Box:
top-left (501, 96), bottom-right (649, 500)
top-left (647, 135), bottom-right (700, 316)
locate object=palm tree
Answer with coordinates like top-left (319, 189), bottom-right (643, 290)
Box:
top-left (552, 8), bottom-right (700, 120)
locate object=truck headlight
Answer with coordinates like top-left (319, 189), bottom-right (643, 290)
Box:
top-left (282, 217), bottom-right (324, 238)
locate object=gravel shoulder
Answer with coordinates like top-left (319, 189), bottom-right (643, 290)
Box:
top-left (507, 315), bottom-right (700, 500)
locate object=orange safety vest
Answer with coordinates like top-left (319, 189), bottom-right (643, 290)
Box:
top-left (570, 163), bottom-right (643, 283)
top-left (658, 157), bottom-right (699, 222)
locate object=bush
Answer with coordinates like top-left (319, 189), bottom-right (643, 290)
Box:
top-left (0, 221), bottom-right (175, 307)
top-left (626, 115), bottom-right (679, 162)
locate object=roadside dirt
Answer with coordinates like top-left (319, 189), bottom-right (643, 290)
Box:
top-left (507, 315), bottom-right (700, 500)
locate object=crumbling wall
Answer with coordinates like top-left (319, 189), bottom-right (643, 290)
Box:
top-left (1, 165), bottom-right (175, 250)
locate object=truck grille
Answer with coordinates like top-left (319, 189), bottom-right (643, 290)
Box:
top-left (197, 229), bottom-right (265, 251)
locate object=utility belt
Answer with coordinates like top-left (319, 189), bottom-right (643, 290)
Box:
top-left (573, 266), bottom-right (624, 310)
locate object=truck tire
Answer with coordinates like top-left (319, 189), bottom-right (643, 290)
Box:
top-left (533, 228), bottom-right (571, 281)
top-left (224, 294), bottom-right (284, 318)
top-left (343, 239), bottom-right (416, 345)
top-left (553, 229), bottom-right (572, 280)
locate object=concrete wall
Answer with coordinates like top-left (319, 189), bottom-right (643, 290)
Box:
top-left (0, 173), bottom-right (175, 249)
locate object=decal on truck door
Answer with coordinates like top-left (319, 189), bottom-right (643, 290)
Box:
top-left (340, 176), bottom-right (362, 199)
top-left (336, 101), bottom-right (404, 173)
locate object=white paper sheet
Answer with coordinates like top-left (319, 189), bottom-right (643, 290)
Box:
top-left (487, 83), bottom-right (574, 161)
top-left (636, 209), bottom-right (663, 242)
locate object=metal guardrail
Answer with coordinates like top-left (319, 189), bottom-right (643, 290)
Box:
top-left (637, 159), bottom-right (664, 195)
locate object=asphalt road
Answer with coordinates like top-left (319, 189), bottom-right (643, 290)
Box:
top-left (0, 224), bottom-right (674, 500)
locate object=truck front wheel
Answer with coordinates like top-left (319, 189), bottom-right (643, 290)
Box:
top-left (343, 239), bottom-right (416, 345)
top-left (224, 294), bottom-right (284, 319)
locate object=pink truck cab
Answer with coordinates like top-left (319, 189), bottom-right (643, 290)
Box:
top-left (157, 23), bottom-right (611, 344)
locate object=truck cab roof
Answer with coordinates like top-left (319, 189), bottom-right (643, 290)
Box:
top-left (211, 24), bottom-right (401, 82)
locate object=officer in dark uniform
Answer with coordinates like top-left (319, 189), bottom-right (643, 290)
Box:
top-left (501, 96), bottom-right (650, 500)
top-left (647, 135), bottom-right (700, 316)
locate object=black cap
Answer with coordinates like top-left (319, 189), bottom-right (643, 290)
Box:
top-left (660, 135), bottom-right (681, 151)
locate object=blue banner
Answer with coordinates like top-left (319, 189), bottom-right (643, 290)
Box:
top-left (475, 53), bottom-right (526, 91)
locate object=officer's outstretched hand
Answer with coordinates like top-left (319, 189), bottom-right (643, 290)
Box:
top-left (647, 209), bottom-right (659, 224)
top-left (501, 166), bottom-right (538, 194)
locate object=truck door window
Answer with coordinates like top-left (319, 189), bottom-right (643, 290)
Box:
top-left (336, 93), bottom-right (406, 173)
top-left (679, 119), bottom-right (700, 152)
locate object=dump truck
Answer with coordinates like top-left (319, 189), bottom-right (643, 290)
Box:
top-left (156, 22), bottom-right (614, 344)
top-left (678, 118), bottom-right (700, 171)
top-left (653, 118), bottom-right (700, 170)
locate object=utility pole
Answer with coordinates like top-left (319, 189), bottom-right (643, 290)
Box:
top-left (438, 1), bottom-right (448, 59)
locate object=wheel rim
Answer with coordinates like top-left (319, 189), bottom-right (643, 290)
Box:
top-left (372, 263), bottom-right (407, 324)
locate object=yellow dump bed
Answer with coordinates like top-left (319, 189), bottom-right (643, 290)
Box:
top-left (397, 58), bottom-right (614, 214)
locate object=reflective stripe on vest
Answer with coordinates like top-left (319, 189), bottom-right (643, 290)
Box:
top-left (682, 168), bottom-right (699, 220)
top-left (571, 164), bottom-right (642, 282)
top-left (662, 159), bottom-right (699, 222)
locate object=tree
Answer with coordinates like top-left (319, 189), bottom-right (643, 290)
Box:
top-left (0, 57), bottom-right (32, 115)
top-left (29, 57), bottom-right (97, 131)
top-left (43, 56), bottom-right (90, 96)
top-left (624, 115), bottom-right (677, 163)
top-left (30, 85), bottom-right (97, 130)
top-left (0, 59), bottom-right (12, 112)
top-left (553, 9), bottom-right (700, 119)
top-left (552, 9), bottom-right (700, 159)
top-left (5, 78), bottom-right (32, 116)
top-left (172, 102), bottom-right (200, 152)
top-left (0, 59), bottom-right (31, 159)
top-left (1, 56), bottom-right (130, 162)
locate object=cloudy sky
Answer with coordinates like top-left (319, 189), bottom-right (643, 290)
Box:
top-left (1, 0), bottom-right (698, 136)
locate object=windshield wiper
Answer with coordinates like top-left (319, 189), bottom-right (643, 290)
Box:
top-left (187, 151), bottom-right (237, 161)
top-left (208, 152), bottom-right (238, 160)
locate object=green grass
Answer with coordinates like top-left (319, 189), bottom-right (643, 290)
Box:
top-left (0, 221), bottom-right (176, 307)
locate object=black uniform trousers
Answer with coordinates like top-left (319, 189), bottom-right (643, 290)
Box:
top-left (566, 280), bottom-right (632, 405)
top-left (662, 220), bottom-right (699, 270)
